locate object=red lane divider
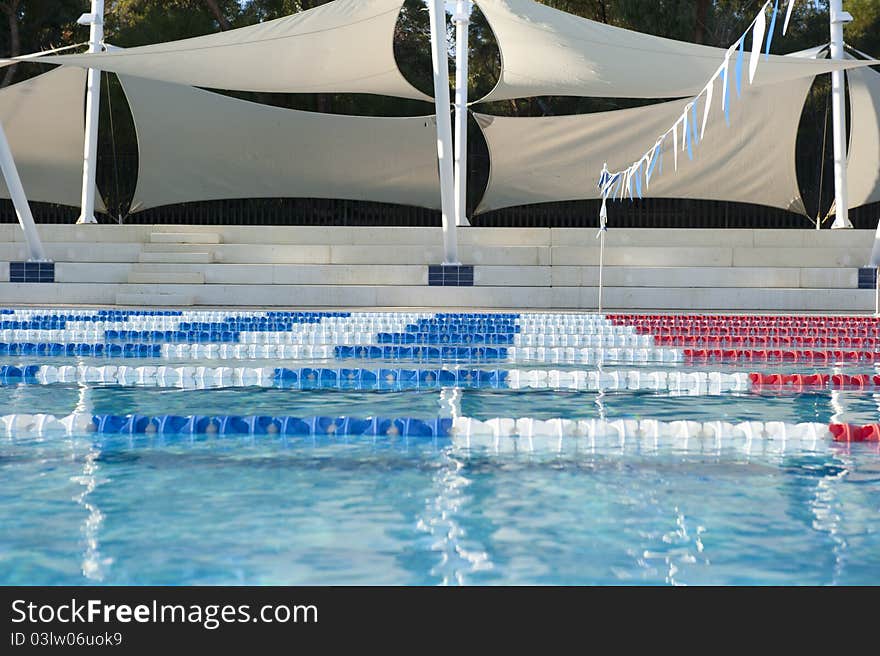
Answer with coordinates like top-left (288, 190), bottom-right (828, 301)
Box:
top-left (655, 335), bottom-right (880, 347)
top-left (829, 424), bottom-right (880, 443)
top-left (684, 349), bottom-right (878, 363)
top-left (749, 373), bottom-right (876, 390)
top-left (609, 314), bottom-right (880, 324)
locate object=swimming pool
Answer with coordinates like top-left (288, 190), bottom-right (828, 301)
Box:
top-left (1, 308), bottom-right (879, 585)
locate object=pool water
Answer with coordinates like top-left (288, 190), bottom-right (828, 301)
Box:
top-left (1, 309), bottom-right (879, 586)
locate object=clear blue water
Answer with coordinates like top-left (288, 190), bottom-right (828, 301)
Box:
top-left (2, 380), bottom-right (880, 585)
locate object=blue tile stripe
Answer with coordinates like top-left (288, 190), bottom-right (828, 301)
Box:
top-left (274, 367), bottom-right (509, 389)
top-left (334, 346), bottom-right (508, 360)
top-left (89, 414), bottom-right (452, 437)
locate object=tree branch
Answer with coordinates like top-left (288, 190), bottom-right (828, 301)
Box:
top-left (202, 0), bottom-right (232, 31)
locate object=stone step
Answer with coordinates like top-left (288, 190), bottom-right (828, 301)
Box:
top-left (138, 252), bottom-right (213, 264)
top-left (142, 243), bottom-right (219, 253)
top-left (127, 271), bottom-right (206, 284)
top-left (150, 232), bottom-right (222, 244)
top-left (115, 292), bottom-right (195, 307)
top-left (34, 263), bottom-right (860, 288)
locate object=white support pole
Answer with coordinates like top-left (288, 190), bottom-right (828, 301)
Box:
top-left (77, 0), bottom-right (104, 225)
top-left (0, 121), bottom-right (47, 261)
top-left (428, 0), bottom-right (460, 265)
top-left (452, 0), bottom-right (472, 228)
top-left (829, 0), bottom-right (853, 229)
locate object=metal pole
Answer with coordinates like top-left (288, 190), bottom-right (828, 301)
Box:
top-left (829, 0), bottom-right (853, 229)
top-left (427, 0), bottom-right (460, 265)
top-left (77, 0), bottom-right (104, 225)
top-left (598, 230), bottom-right (606, 315)
top-left (0, 121), bottom-right (47, 261)
top-left (452, 0), bottom-right (472, 228)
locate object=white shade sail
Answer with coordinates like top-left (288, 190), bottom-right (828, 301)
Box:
top-left (475, 73), bottom-right (812, 214)
top-left (847, 65), bottom-right (880, 210)
top-left (35, 0), bottom-right (429, 101)
top-left (477, 0), bottom-right (876, 101)
top-left (0, 67), bottom-right (105, 210)
top-left (119, 75), bottom-right (441, 213)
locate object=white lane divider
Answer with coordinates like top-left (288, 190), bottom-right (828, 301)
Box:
top-left (451, 418), bottom-right (831, 453)
top-left (507, 370), bottom-right (749, 392)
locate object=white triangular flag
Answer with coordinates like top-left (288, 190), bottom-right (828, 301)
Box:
top-left (721, 47), bottom-right (733, 112)
top-left (700, 79), bottom-right (714, 140)
top-left (672, 121), bottom-right (679, 171)
top-left (782, 0), bottom-right (795, 35)
top-left (749, 7), bottom-right (767, 83)
top-left (681, 107), bottom-right (689, 151)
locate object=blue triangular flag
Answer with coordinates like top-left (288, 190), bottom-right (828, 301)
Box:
top-left (766, 0), bottom-right (779, 60)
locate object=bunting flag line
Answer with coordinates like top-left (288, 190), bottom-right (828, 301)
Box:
top-left (598, 0), bottom-right (793, 223)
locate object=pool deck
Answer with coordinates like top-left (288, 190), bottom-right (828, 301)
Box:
top-left (0, 225), bottom-right (874, 312)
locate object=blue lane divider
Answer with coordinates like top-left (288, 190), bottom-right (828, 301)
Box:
top-left (0, 343), bottom-right (162, 357)
top-left (376, 332), bottom-right (515, 344)
top-left (95, 310), bottom-right (184, 318)
top-left (106, 330), bottom-right (241, 343)
top-left (274, 367), bottom-right (509, 389)
top-left (90, 414), bottom-right (452, 437)
top-left (333, 345), bottom-right (509, 361)
top-left (0, 365), bottom-right (39, 383)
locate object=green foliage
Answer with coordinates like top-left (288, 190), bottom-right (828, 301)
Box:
top-left (105, 0), bottom-right (242, 47)
top-left (845, 0), bottom-right (880, 54)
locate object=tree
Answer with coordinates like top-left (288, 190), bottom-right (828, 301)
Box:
top-left (104, 0), bottom-right (242, 46)
top-left (0, 0), bottom-right (22, 87)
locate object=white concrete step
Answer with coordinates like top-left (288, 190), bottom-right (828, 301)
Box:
top-left (142, 243), bottom-right (219, 253)
top-left (138, 252), bottom-right (213, 264)
top-left (150, 232), bottom-right (222, 244)
top-left (115, 291), bottom-right (194, 307)
top-left (127, 271), bottom-right (206, 284)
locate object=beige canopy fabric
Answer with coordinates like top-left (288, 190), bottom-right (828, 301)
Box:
top-left (847, 66), bottom-right (880, 209)
top-left (475, 72), bottom-right (812, 214)
top-left (35, 0), bottom-right (429, 101)
top-left (118, 75), bottom-right (441, 212)
top-left (0, 67), bottom-right (105, 210)
top-left (477, 0), bottom-right (876, 101)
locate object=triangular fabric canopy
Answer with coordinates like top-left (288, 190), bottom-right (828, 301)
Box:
top-left (34, 0), bottom-right (429, 101)
top-left (0, 67), bottom-right (105, 210)
top-left (118, 75), bottom-right (441, 212)
top-left (847, 65), bottom-right (880, 209)
top-left (477, 0), bottom-right (876, 101)
top-left (475, 72), bottom-right (811, 214)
